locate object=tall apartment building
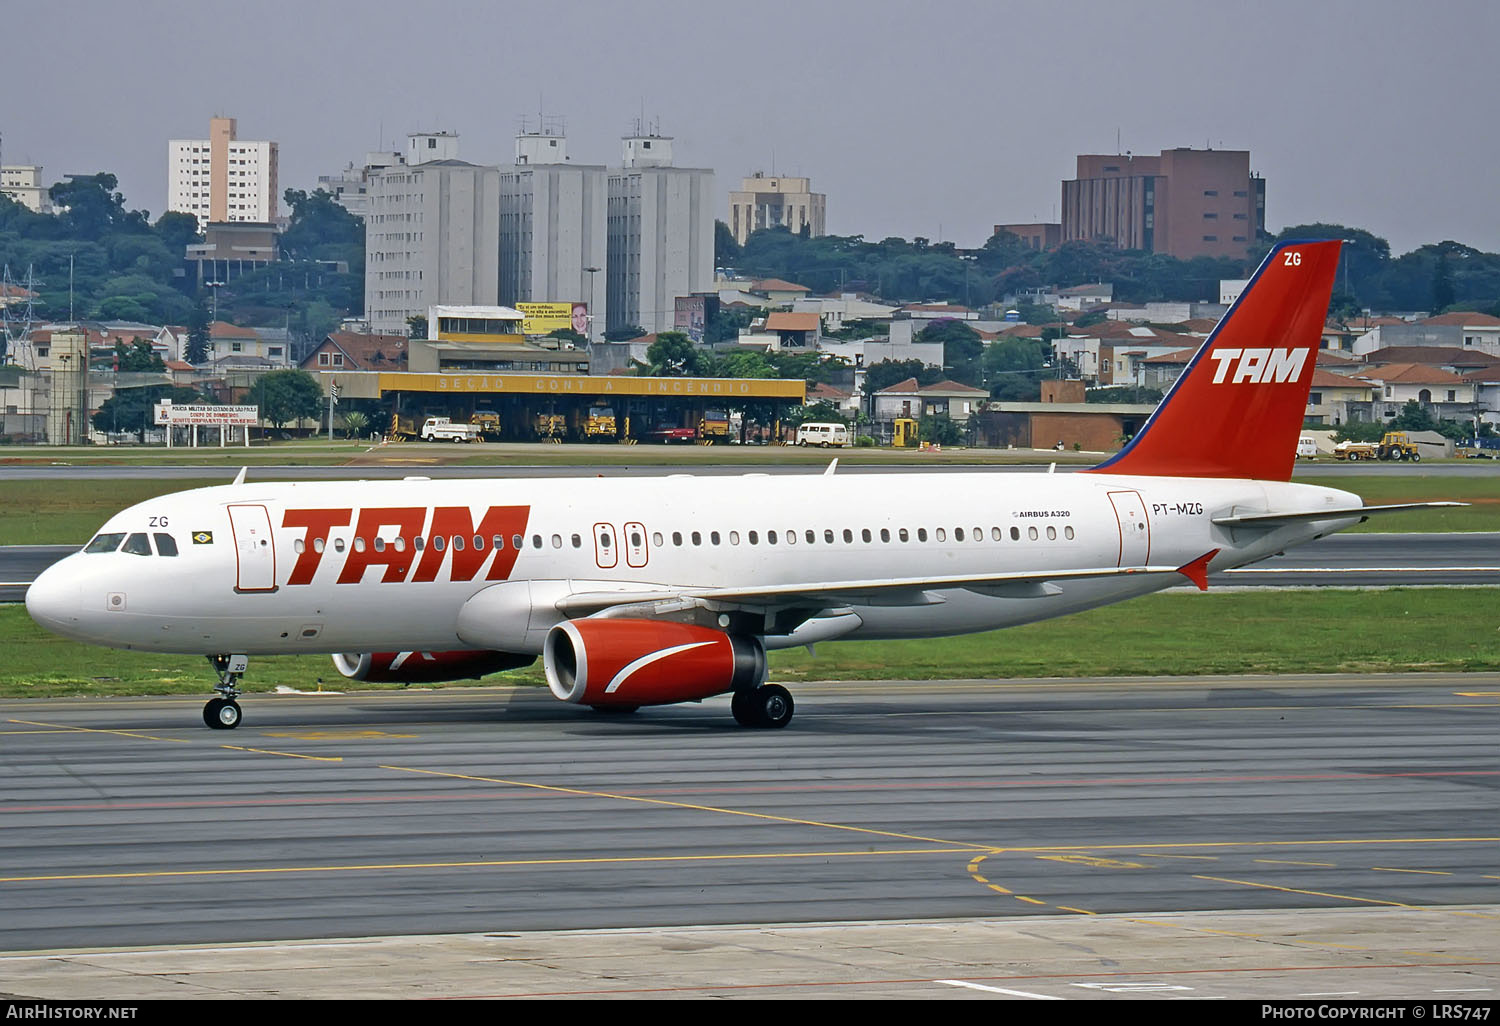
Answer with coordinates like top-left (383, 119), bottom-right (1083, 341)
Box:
top-left (606, 131), bottom-right (715, 335)
top-left (728, 172), bottom-right (826, 245)
top-left (167, 116), bottom-right (279, 224)
top-left (1061, 147), bottom-right (1264, 260)
top-left (1, 165), bottom-right (50, 213)
top-left (498, 130), bottom-right (608, 336)
top-left (364, 132), bottom-right (502, 335)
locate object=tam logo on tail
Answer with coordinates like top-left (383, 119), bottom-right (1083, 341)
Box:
top-left (1208, 347), bottom-right (1309, 385)
top-left (1087, 239), bottom-right (1342, 482)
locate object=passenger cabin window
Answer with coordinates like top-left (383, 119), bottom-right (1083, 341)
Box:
top-left (84, 533), bottom-right (127, 554)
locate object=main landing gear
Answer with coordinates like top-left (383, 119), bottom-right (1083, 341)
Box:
top-left (731, 684), bottom-right (795, 729)
top-left (204, 654), bottom-right (248, 730)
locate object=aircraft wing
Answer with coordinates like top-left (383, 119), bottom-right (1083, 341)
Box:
top-left (1211, 502), bottom-right (1465, 527)
top-left (555, 562), bottom-right (1191, 617)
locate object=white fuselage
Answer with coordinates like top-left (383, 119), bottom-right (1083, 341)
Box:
top-left (25, 470), bottom-right (1363, 657)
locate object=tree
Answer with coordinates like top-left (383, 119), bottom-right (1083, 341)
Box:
top-left (714, 219), bottom-right (742, 267)
top-left (48, 173), bottom-right (149, 239)
top-left (186, 302), bottom-right (211, 364)
top-left (605, 324), bottom-right (647, 342)
top-left (280, 188), bottom-right (363, 261)
top-left (545, 327), bottom-right (588, 347)
top-left (915, 320), bottom-right (984, 386)
top-left (247, 369), bottom-right (323, 429)
top-left (635, 331), bottom-right (712, 376)
top-left (1431, 252), bottom-right (1456, 312)
top-left (1389, 399), bottom-right (1437, 432)
top-left (93, 384), bottom-right (204, 441)
top-left (919, 413), bottom-right (962, 446)
top-left (406, 315), bottom-right (428, 341)
top-left (983, 339), bottom-right (1053, 400)
top-left (341, 410), bottom-right (370, 439)
top-left (110, 339), bottom-right (165, 372)
top-left (864, 358), bottom-right (942, 393)
top-left (153, 210), bottom-right (201, 252)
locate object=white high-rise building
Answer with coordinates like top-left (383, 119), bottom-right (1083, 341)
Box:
top-left (167, 116), bottom-right (279, 224)
top-left (499, 128), bottom-right (608, 337)
top-left (364, 133), bottom-right (502, 334)
top-left (606, 130), bottom-right (714, 335)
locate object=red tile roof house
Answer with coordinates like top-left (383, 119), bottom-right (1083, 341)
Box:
top-left (301, 332), bottom-right (410, 372)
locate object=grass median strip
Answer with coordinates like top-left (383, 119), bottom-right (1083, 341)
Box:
top-left (1, 587), bottom-right (1495, 698)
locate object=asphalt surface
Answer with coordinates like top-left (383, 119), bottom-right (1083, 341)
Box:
top-left (5, 533), bottom-right (1497, 603)
top-left (1, 674), bottom-right (1495, 999)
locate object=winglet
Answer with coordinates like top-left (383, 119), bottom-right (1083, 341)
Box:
top-left (232, 466), bottom-right (248, 486)
top-left (1176, 548), bottom-right (1220, 591)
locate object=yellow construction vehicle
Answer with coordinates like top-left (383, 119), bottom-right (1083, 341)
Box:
top-left (389, 413), bottom-right (419, 441)
top-left (534, 413), bottom-right (567, 441)
top-left (470, 410), bottom-right (502, 441)
top-left (698, 407), bottom-right (731, 444)
top-left (582, 405), bottom-right (617, 441)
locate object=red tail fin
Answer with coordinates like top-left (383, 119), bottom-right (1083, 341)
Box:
top-left (1086, 239), bottom-right (1342, 481)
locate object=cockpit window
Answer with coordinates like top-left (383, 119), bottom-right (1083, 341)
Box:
top-left (122, 533), bottom-right (153, 556)
top-left (84, 533), bottom-right (127, 554)
top-left (154, 533), bottom-right (179, 557)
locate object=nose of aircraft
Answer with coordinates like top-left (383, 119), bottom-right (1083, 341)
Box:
top-left (25, 560), bottom-right (82, 636)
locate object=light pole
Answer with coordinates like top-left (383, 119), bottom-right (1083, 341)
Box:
top-left (583, 266), bottom-right (600, 343)
top-left (206, 281), bottom-right (225, 322)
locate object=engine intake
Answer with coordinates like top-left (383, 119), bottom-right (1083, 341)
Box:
top-left (332, 649), bottom-right (535, 684)
top-left (544, 619), bottom-right (766, 707)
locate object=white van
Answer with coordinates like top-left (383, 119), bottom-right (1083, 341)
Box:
top-left (1296, 435), bottom-right (1319, 459)
top-left (796, 422), bottom-right (850, 447)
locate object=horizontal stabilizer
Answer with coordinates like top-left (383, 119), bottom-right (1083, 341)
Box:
top-left (1211, 502), bottom-right (1466, 527)
top-left (1175, 548), bottom-right (1220, 591)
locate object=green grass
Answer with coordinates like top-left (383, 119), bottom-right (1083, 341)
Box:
top-left (1298, 475), bottom-right (1500, 533)
top-left (0, 480), bottom-right (225, 545)
top-left (3, 588), bottom-right (1496, 699)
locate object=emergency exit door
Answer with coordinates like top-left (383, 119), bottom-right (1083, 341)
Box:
top-left (228, 504), bottom-right (277, 592)
top-left (1107, 491), bottom-right (1151, 567)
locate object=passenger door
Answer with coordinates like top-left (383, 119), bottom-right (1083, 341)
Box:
top-left (228, 504), bottom-right (277, 592)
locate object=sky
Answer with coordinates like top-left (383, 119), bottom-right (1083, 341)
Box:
top-left (5, 0), bottom-right (1497, 256)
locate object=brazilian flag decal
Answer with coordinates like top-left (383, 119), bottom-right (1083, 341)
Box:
top-left (192, 531), bottom-right (214, 545)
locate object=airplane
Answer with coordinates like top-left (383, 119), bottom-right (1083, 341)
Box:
top-left (24, 239), bottom-right (1457, 731)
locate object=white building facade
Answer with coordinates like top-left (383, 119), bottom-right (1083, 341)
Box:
top-left (606, 133), bottom-right (715, 335)
top-left (728, 172), bottom-right (826, 245)
top-left (363, 134), bottom-right (502, 335)
top-left (1, 165), bottom-right (49, 213)
top-left (499, 131), bottom-right (608, 336)
top-left (167, 117), bottom-right (279, 224)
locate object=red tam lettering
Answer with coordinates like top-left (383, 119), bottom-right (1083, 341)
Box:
top-left (411, 505), bottom-right (531, 583)
top-left (282, 508), bottom-right (352, 585)
top-left (336, 508), bottom-right (428, 584)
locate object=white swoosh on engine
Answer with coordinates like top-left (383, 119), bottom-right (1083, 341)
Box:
top-left (605, 642), bottom-right (715, 694)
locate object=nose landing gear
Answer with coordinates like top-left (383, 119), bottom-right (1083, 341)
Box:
top-left (204, 654), bottom-right (248, 729)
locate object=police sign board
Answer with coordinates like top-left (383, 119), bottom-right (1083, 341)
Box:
top-left (155, 402), bottom-right (260, 426)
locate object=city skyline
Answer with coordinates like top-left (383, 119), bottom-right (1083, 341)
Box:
top-left (4, 0), bottom-right (1497, 256)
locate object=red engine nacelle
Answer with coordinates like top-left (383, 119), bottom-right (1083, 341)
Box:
top-left (543, 618), bottom-right (766, 707)
top-left (331, 649), bottom-right (535, 684)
